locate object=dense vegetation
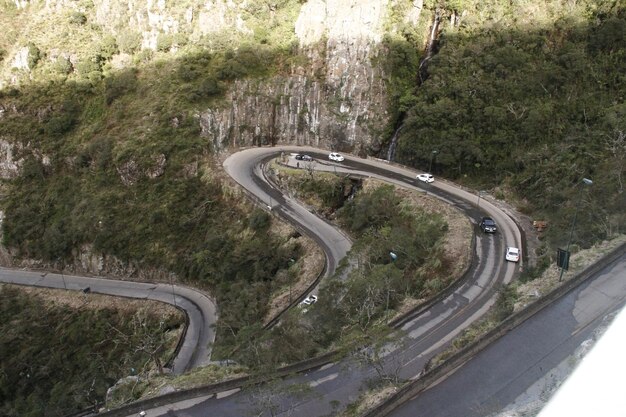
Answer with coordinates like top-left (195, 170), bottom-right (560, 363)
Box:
top-left (0, 74), bottom-right (303, 357)
top-left (0, 285), bottom-right (181, 417)
top-left (0, 1), bottom-right (312, 413)
top-left (0, 0), bottom-right (624, 413)
top-left (392, 1), bottom-right (625, 258)
top-left (313, 184), bottom-right (448, 337)
top-left (229, 176), bottom-right (450, 370)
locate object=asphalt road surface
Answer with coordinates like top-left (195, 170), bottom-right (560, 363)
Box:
top-left (389, 252), bottom-right (626, 417)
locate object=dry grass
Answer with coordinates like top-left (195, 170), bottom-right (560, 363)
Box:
top-left (514, 234), bottom-right (626, 312)
top-left (339, 383), bottom-right (399, 416)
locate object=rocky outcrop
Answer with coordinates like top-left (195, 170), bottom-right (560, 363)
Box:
top-left (199, 0), bottom-right (407, 154)
top-left (197, 68), bottom-right (388, 154)
top-left (0, 139), bottom-right (23, 178)
top-left (1, 0), bottom-right (425, 154)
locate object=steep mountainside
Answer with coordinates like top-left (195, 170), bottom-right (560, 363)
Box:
top-left (0, 0), bottom-right (426, 153)
top-left (0, 0), bottom-right (624, 339)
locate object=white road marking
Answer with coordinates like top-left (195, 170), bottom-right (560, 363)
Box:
top-left (309, 372), bottom-right (339, 388)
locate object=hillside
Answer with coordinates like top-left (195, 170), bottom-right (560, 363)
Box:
top-left (0, 0), bottom-right (624, 415)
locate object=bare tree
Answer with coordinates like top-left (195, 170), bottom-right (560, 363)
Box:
top-left (108, 311), bottom-right (169, 375)
top-left (354, 329), bottom-right (406, 387)
top-left (604, 129), bottom-right (625, 193)
top-left (247, 380), bottom-right (312, 417)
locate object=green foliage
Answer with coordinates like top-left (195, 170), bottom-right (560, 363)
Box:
top-left (493, 283), bottom-right (517, 322)
top-left (98, 35), bottom-right (119, 61)
top-left (52, 56), bottom-right (73, 75)
top-left (68, 11), bottom-right (87, 25)
top-left (26, 42), bottom-right (41, 69)
top-left (248, 208), bottom-right (271, 231)
top-left (278, 168), bottom-right (353, 212)
top-left (118, 30), bottom-right (142, 54)
top-left (394, 3), bottom-right (626, 248)
top-left (0, 61), bottom-right (302, 366)
top-left (0, 286), bottom-right (181, 417)
top-left (156, 33), bottom-right (188, 52)
top-left (339, 185), bottom-right (399, 233)
top-left (311, 184), bottom-right (447, 345)
top-left (75, 55), bottom-right (103, 80)
top-left (156, 33), bottom-right (174, 52)
top-left (104, 68), bottom-right (138, 104)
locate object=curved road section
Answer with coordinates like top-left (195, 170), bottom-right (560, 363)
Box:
top-left (224, 148), bottom-right (352, 279)
top-left (155, 146), bottom-right (522, 417)
top-left (0, 267), bottom-right (216, 374)
top-left (1, 146), bottom-right (524, 416)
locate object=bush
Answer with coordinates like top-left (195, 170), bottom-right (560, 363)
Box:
top-left (118, 30), bottom-right (142, 54)
top-left (26, 42), bottom-right (41, 69)
top-left (98, 35), bottom-right (118, 61)
top-left (156, 33), bottom-right (173, 52)
top-left (75, 55), bottom-right (102, 78)
top-left (134, 49), bottom-right (153, 64)
top-left (53, 56), bottom-right (73, 75)
top-left (105, 69), bottom-right (138, 104)
top-left (248, 208), bottom-right (271, 231)
top-left (68, 11), bottom-right (87, 25)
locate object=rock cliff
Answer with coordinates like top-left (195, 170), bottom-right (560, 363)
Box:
top-left (0, 0), bottom-right (425, 154)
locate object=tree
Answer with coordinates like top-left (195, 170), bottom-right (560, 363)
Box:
top-left (247, 379), bottom-right (312, 417)
top-left (353, 327), bottom-right (406, 386)
top-left (108, 311), bottom-right (169, 375)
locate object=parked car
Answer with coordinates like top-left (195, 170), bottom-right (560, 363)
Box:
top-left (329, 152), bottom-right (345, 162)
top-left (416, 173), bottom-right (434, 183)
top-left (295, 154), bottom-right (313, 161)
top-left (479, 217), bottom-right (497, 233)
top-left (505, 247), bottom-right (520, 262)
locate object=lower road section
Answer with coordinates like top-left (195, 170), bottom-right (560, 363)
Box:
top-left (0, 267), bottom-right (217, 374)
top-left (389, 253), bottom-right (626, 417)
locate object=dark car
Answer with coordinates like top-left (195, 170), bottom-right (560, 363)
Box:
top-left (295, 154), bottom-right (313, 161)
top-left (479, 217), bottom-right (497, 233)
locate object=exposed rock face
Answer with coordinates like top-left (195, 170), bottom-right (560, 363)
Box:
top-left (0, 139), bottom-right (23, 179)
top-left (1, 0), bottom-right (423, 155)
top-left (199, 0), bottom-right (395, 154)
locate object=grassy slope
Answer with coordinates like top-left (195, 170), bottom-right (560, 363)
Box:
top-left (0, 285), bottom-right (183, 417)
top-left (0, 1), bottom-right (310, 414)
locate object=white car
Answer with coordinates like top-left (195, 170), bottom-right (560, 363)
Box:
top-left (329, 152), bottom-right (345, 162)
top-left (300, 295), bottom-right (318, 312)
top-left (416, 173), bottom-right (434, 183)
top-left (301, 295), bottom-right (318, 306)
top-left (505, 247), bottom-right (520, 263)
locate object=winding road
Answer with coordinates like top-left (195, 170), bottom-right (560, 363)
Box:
top-left (151, 146), bottom-right (523, 417)
top-left (3, 145), bottom-right (523, 415)
top-left (0, 267), bottom-right (217, 375)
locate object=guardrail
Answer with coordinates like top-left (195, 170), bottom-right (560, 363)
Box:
top-left (360, 241), bottom-right (626, 417)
